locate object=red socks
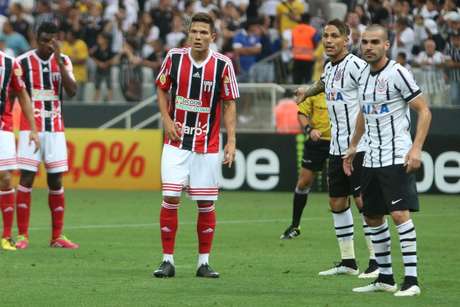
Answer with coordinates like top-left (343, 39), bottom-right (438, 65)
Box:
top-left (1, 189), bottom-right (15, 238)
top-left (197, 202), bottom-right (216, 254)
top-left (16, 185), bottom-right (32, 237)
top-left (160, 201), bottom-right (179, 254)
top-left (49, 188), bottom-right (65, 240)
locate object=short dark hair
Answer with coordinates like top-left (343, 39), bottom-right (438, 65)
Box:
top-left (365, 24), bottom-right (389, 40)
top-left (37, 22), bottom-right (59, 39)
top-left (300, 13), bottom-right (311, 24)
top-left (190, 12), bottom-right (215, 33)
top-left (326, 19), bottom-right (350, 36)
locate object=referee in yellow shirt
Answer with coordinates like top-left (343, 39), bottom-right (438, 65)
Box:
top-left (280, 92), bottom-right (331, 239)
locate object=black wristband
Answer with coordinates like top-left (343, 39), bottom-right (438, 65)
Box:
top-left (304, 125), bottom-right (312, 135)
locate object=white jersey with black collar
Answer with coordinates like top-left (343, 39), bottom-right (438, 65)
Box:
top-left (358, 59), bottom-right (422, 168)
top-left (321, 53), bottom-right (367, 156)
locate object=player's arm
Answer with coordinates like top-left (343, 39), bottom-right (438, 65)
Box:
top-left (405, 96), bottom-right (431, 173)
top-left (295, 80), bottom-right (325, 104)
top-left (53, 39), bottom-right (77, 97)
top-left (343, 110), bottom-right (365, 175)
top-left (223, 99), bottom-right (236, 168)
top-left (16, 89), bottom-right (40, 152)
top-left (157, 87), bottom-right (180, 141)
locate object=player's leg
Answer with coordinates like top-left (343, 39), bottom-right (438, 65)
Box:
top-left (319, 155), bottom-right (358, 276)
top-left (353, 167), bottom-right (397, 293)
top-left (280, 139), bottom-right (328, 239)
top-left (388, 169), bottom-right (421, 297)
top-left (351, 152), bottom-right (378, 278)
top-left (0, 131), bottom-right (18, 251)
top-left (189, 151), bottom-right (219, 278)
top-left (15, 130), bottom-right (42, 249)
top-left (153, 144), bottom-right (189, 278)
top-left (43, 132), bottom-right (78, 249)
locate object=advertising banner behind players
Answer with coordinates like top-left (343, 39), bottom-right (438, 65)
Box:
top-left (12, 129), bottom-right (162, 190)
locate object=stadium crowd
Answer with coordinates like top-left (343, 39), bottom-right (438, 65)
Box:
top-left (0, 0), bottom-right (458, 105)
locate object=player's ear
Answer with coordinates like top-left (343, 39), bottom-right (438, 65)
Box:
top-left (211, 31), bottom-right (217, 42)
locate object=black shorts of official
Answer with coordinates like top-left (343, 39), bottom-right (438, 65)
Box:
top-left (301, 139), bottom-right (330, 172)
top-left (361, 164), bottom-right (420, 216)
top-left (327, 151), bottom-right (364, 198)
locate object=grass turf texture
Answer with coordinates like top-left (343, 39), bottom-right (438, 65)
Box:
top-left (1, 190), bottom-right (458, 306)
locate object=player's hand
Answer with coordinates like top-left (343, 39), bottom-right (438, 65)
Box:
top-left (294, 86), bottom-right (309, 104)
top-left (163, 117), bottom-right (181, 141)
top-left (223, 142), bottom-right (236, 168)
top-left (310, 129), bottom-right (321, 141)
top-left (343, 145), bottom-right (357, 176)
top-left (29, 131), bottom-right (40, 153)
top-left (52, 39), bottom-right (62, 62)
top-left (404, 146), bottom-right (422, 173)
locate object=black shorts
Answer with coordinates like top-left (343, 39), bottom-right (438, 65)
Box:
top-left (301, 139), bottom-right (330, 171)
top-left (328, 152), bottom-right (364, 198)
top-left (361, 164), bottom-right (420, 216)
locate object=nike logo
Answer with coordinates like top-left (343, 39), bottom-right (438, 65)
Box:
top-left (354, 186), bottom-right (361, 191)
top-left (391, 199), bottom-right (402, 205)
top-left (161, 226), bottom-right (172, 232)
top-left (201, 228), bottom-right (214, 233)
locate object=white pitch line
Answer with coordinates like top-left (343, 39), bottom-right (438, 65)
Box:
top-left (27, 214), bottom-right (449, 231)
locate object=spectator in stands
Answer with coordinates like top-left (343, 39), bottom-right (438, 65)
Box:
top-left (421, 0), bottom-right (439, 20)
top-left (275, 0), bottom-right (304, 35)
top-left (350, 26), bottom-right (361, 56)
top-left (346, 12), bottom-right (366, 34)
top-left (444, 31), bottom-right (460, 106)
top-left (165, 14), bottom-right (186, 50)
top-left (0, 35), bottom-right (14, 57)
top-left (91, 33), bottom-right (116, 102)
top-left (149, 0), bottom-right (174, 43)
top-left (9, 3), bottom-right (33, 44)
top-left (308, 0), bottom-right (330, 22)
top-left (33, 0), bottom-right (56, 32)
top-left (251, 15), bottom-right (278, 83)
top-left (83, 1), bottom-right (106, 49)
top-left (413, 15), bottom-right (429, 53)
top-left (368, 0), bottom-right (390, 25)
top-left (233, 18), bottom-right (262, 82)
top-left (413, 39), bottom-right (446, 106)
top-left (62, 30), bottom-right (89, 101)
top-left (396, 51), bottom-right (412, 70)
top-left (291, 13), bottom-right (320, 84)
top-left (0, 20), bottom-right (30, 56)
top-left (391, 17), bottom-right (415, 61)
top-left (221, 0), bottom-right (249, 14)
top-left (193, 0), bottom-right (218, 14)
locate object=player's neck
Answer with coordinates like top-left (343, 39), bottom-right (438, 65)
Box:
top-left (330, 51), bottom-right (348, 65)
top-left (35, 50), bottom-right (52, 61)
top-left (190, 49), bottom-right (210, 64)
top-left (370, 57), bottom-right (390, 74)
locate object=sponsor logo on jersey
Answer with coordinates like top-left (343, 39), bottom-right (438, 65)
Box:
top-left (376, 77), bottom-right (387, 93)
top-left (362, 103), bottom-right (390, 114)
top-left (51, 72), bottom-right (61, 82)
top-left (176, 96), bottom-right (210, 113)
top-left (325, 90), bottom-right (344, 101)
top-left (175, 121), bottom-right (208, 136)
top-left (334, 68), bottom-right (343, 81)
top-left (203, 80), bottom-right (213, 92)
top-left (159, 73), bottom-right (166, 85)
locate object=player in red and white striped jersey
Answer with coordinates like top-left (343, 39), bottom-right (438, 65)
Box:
top-left (153, 12), bottom-right (239, 278)
top-left (0, 50), bottom-right (39, 251)
top-left (14, 22), bottom-right (79, 250)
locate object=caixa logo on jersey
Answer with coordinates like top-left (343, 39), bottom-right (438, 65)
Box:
top-left (325, 90), bottom-right (344, 101)
top-left (175, 121), bottom-right (208, 136)
top-left (51, 72), bottom-right (61, 81)
top-left (362, 103), bottom-right (389, 114)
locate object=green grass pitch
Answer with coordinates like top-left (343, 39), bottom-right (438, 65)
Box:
top-left (1, 190), bottom-right (459, 306)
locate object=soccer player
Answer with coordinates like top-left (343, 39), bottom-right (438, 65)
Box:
top-left (296, 19), bottom-right (378, 278)
top-left (280, 93), bottom-right (330, 240)
top-left (0, 51), bottom-right (39, 251)
top-left (344, 24), bottom-right (431, 297)
top-left (15, 22), bottom-right (79, 249)
top-left (153, 12), bottom-right (239, 278)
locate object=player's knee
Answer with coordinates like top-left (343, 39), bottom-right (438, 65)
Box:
top-left (19, 170), bottom-right (35, 188)
top-left (390, 210), bottom-right (410, 225)
top-left (163, 196), bottom-right (180, 205)
top-left (329, 197), bottom-right (348, 212)
top-left (0, 171), bottom-right (12, 189)
top-left (354, 196), bottom-right (363, 210)
top-left (47, 173), bottom-right (63, 190)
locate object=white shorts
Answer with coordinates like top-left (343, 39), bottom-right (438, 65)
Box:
top-left (0, 131), bottom-right (17, 171)
top-left (161, 144), bottom-right (219, 201)
top-left (17, 131), bottom-right (68, 173)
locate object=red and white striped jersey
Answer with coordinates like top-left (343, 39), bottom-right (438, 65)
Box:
top-left (0, 51), bottom-right (26, 131)
top-left (156, 47), bottom-right (239, 153)
top-left (17, 50), bottom-right (74, 132)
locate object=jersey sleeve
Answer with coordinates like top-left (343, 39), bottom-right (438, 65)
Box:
top-left (220, 62), bottom-right (239, 101)
top-left (298, 96), bottom-right (312, 117)
top-left (9, 60), bottom-right (26, 93)
top-left (394, 65), bottom-right (422, 103)
top-left (349, 59), bottom-right (364, 87)
top-left (155, 52), bottom-right (172, 91)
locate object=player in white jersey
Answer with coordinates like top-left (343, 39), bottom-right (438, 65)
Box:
top-left (344, 24), bottom-right (431, 297)
top-left (296, 19), bottom-right (378, 278)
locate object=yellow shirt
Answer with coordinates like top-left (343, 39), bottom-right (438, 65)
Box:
top-left (298, 93), bottom-right (331, 140)
top-left (61, 39), bottom-right (89, 82)
top-left (312, 43), bottom-right (325, 81)
top-left (276, 0), bottom-right (305, 34)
